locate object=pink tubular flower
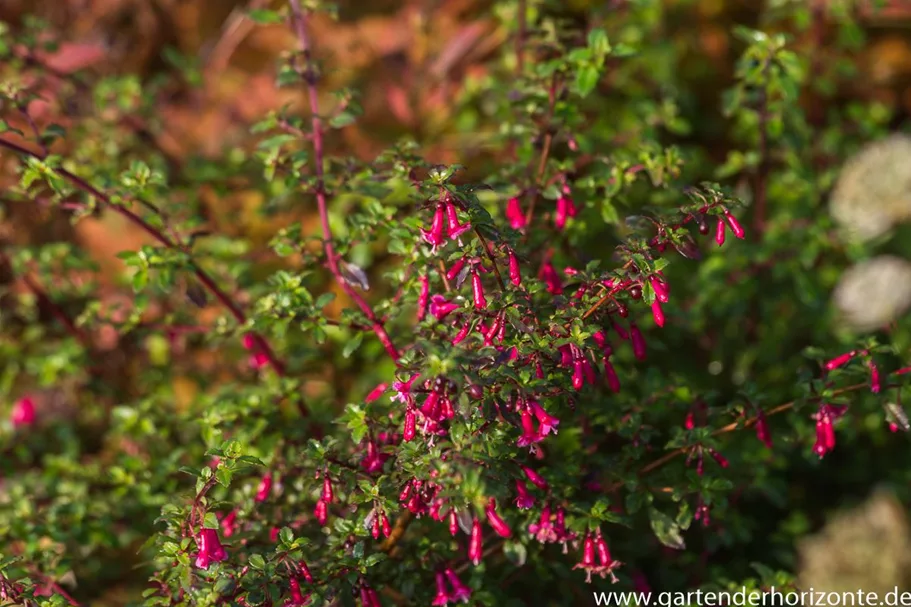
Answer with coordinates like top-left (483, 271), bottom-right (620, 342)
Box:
top-left (403, 409), bottom-right (416, 441)
top-left (824, 351), bottom-right (856, 371)
top-left (515, 480), bottom-right (535, 509)
top-left (322, 475), bottom-right (334, 503)
top-left (517, 408), bottom-right (543, 447)
top-left (869, 361), bottom-right (881, 394)
top-left (471, 272), bottom-right (487, 309)
top-left (508, 250), bottom-right (522, 286)
top-left (255, 473), bottom-right (273, 503)
top-left (194, 528), bottom-right (228, 570)
top-left (715, 217), bottom-right (726, 247)
top-left (10, 396), bottom-right (36, 427)
top-left (572, 360), bottom-right (584, 390)
top-left (574, 533), bottom-right (596, 583)
top-left (813, 403), bottom-right (844, 458)
top-left (529, 400), bottom-right (560, 436)
top-left (521, 466), bottom-right (549, 490)
top-left (299, 560), bottom-right (314, 583)
top-left (452, 320), bottom-right (472, 345)
top-left (724, 210), bottom-right (745, 239)
top-left (417, 275), bottom-right (430, 321)
top-left (287, 577), bottom-right (309, 606)
top-left (603, 358), bottom-right (621, 393)
top-left (755, 410), bottom-right (773, 448)
top-left (444, 567), bottom-right (472, 603)
top-left (708, 448), bottom-right (728, 468)
top-left (630, 324), bottom-right (646, 361)
top-left (555, 195), bottom-right (578, 230)
top-left (433, 571), bottom-right (451, 606)
top-left (445, 200), bottom-right (471, 239)
top-left (650, 276), bottom-right (669, 303)
top-left (539, 260), bottom-right (563, 295)
top-left (651, 300), bottom-right (665, 328)
top-left (469, 518), bottom-right (483, 565)
top-left (422, 203), bottom-right (446, 247)
top-left (220, 510), bottom-right (238, 537)
top-left (314, 499), bottom-right (329, 526)
top-left (506, 197), bottom-right (526, 230)
top-left (381, 513), bottom-right (391, 538)
top-left (445, 258), bottom-right (467, 282)
top-left (366, 383), bottom-right (388, 403)
top-left (448, 509), bottom-right (459, 536)
top-left (529, 505), bottom-right (557, 543)
top-left (485, 498), bottom-right (512, 538)
top-left (429, 295), bottom-right (460, 321)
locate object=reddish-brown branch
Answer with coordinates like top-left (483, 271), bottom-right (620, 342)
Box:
top-left (288, 2), bottom-right (400, 365)
top-left (0, 136), bottom-right (293, 387)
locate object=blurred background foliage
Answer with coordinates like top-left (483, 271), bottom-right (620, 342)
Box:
top-left (4, 0), bottom-right (911, 604)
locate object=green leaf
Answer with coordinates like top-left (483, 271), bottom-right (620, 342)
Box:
top-left (330, 111), bottom-right (357, 129)
top-left (649, 507), bottom-right (686, 550)
top-left (215, 467), bottom-right (233, 488)
top-left (575, 64), bottom-right (600, 97)
top-left (248, 9), bottom-right (283, 24)
top-left (203, 512), bottom-right (220, 530)
top-left (342, 332), bottom-right (364, 359)
top-left (248, 554), bottom-right (266, 570)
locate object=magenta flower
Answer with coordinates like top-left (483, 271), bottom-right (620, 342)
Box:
top-left (650, 276), bottom-right (669, 303)
top-left (445, 258), bottom-right (466, 282)
top-left (366, 383), bottom-right (388, 403)
top-left (299, 560), bottom-right (314, 583)
top-left (539, 260), bottom-right (563, 295)
top-left (449, 509), bottom-right (459, 536)
top-left (444, 567), bottom-right (472, 603)
top-left (630, 323), bottom-right (646, 361)
top-left (433, 571), bottom-right (451, 606)
top-left (286, 577), bottom-right (310, 606)
top-left (220, 510), bottom-right (238, 537)
top-left (321, 475), bottom-right (334, 503)
top-left (485, 498), bottom-right (512, 538)
top-left (391, 374), bottom-right (420, 406)
top-left (452, 320), bottom-right (472, 345)
top-left (715, 216), bottom-right (726, 247)
top-left (468, 518), bottom-right (483, 565)
top-left (194, 528), bottom-right (228, 570)
top-left (574, 533), bottom-right (597, 583)
top-left (517, 407), bottom-right (543, 447)
top-left (403, 409), bottom-right (416, 441)
top-left (603, 358), bottom-right (621, 393)
top-left (652, 300), bottom-right (665, 328)
top-left (515, 480), bottom-right (535, 509)
top-left (755, 410), bottom-right (773, 448)
top-left (471, 272), bottom-right (487, 309)
top-left (506, 197), bottom-right (526, 230)
top-left (10, 396), bottom-right (36, 427)
top-left (521, 466), bottom-right (549, 490)
top-left (724, 209), bottom-right (745, 239)
top-left (255, 473), bottom-right (273, 503)
top-left (529, 505), bottom-right (557, 543)
top-left (417, 275), bottom-right (430, 321)
top-left (508, 250), bottom-right (522, 286)
top-left (445, 200), bottom-right (472, 239)
top-left (429, 295), bottom-right (460, 321)
top-left (824, 351), bottom-right (856, 371)
top-left (571, 359), bottom-right (584, 390)
top-left (381, 512), bottom-right (391, 537)
top-left (554, 195), bottom-right (578, 230)
top-left (421, 203), bottom-right (446, 247)
top-left (314, 499), bottom-right (329, 526)
top-left (529, 400), bottom-right (560, 436)
top-left (869, 360), bottom-right (881, 393)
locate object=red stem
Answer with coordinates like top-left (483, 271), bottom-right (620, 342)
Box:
top-left (288, 3), bottom-right (400, 364)
top-left (0, 137), bottom-right (299, 401)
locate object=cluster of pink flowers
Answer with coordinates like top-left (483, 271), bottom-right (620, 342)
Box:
top-left (421, 197), bottom-right (472, 248)
top-left (574, 530), bottom-right (620, 583)
top-left (432, 567), bottom-right (472, 605)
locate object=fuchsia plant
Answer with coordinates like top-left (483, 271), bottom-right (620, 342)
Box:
top-left (3, 1), bottom-right (911, 606)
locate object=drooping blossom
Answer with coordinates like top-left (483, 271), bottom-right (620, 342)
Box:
top-left (433, 571), bottom-right (451, 606)
top-left (445, 200), bottom-right (472, 239)
top-left (529, 505), bottom-right (557, 543)
top-left (314, 499), bottom-right (329, 526)
top-left (417, 275), bottom-right (430, 321)
top-left (255, 473), bottom-right (273, 503)
top-left (555, 194), bottom-right (578, 230)
top-left (514, 480), bottom-right (535, 509)
top-left (429, 295), bottom-right (460, 321)
top-left (468, 518), bottom-right (483, 565)
top-left (194, 528), bottom-right (228, 570)
top-left (10, 396), bottom-right (36, 427)
top-left (715, 217), bottom-right (726, 247)
top-left (724, 209), bottom-right (745, 239)
top-left (824, 350), bottom-right (857, 371)
top-left (528, 400), bottom-right (560, 436)
top-left (813, 403), bottom-right (847, 458)
top-left (521, 466), bottom-right (549, 490)
top-left (539, 260), bottom-right (563, 295)
top-left (506, 197), bottom-right (526, 230)
top-left (485, 498), bottom-right (512, 538)
top-left (444, 567), bottom-right (472, 603)
top-left (630, 324), bottom-right (647, 361)
top-left (508, 250), bottom-right (522, 286)
top-left (755, 409), bottom-right (773, 448)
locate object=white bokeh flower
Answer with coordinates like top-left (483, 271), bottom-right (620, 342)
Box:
top-left (833, 255), bottom-right (911, 332)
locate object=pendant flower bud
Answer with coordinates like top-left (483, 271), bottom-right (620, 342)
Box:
top-left (471, 272), bottom-right (487, 309)
top-left (433, 571), bottom-right (451, 606)
top-left (869, 360), bottom-right (881, 393)
top-left (603, 358), bottom-right (621, 393)
top-left (322, 475), bottom-right (334, 503)
top-left (724, 210), bottom-right (745, 239)
top-left (650, 276), bottom-right (669, 303)
top-left (651, 300), bottom-right (665, 327)
top-left (515, 480), bottom-right (535, 509)
top-left (444, 567), bottom-right (472, 603)
top-left (715, 217), bottom-right (726, 247)
top-left (540, 260), bottom-right (563, 295)
top-left (469, 518), bottom-right (483, 565)
top-left (417, 275), bottom-right (430, 321)
top-left (521, 466), bottom-right (549, 490)
top-left (445, 258), bottom-right (466, 282)
top-left (485, 498), bottom-right (512, 538)
top-left (314, 499), bottom-right (329, 526)
top-left (630, 324), bottom-right (647, 361)
top-left (506, 197), bottom-right (526, 229)
top-left (429, 295), bottom-right (460, 320)
top-left (422, 204), bottom-right (446, 247)
top-left (10, 396), bottom-right (36, 427)
top-left (194, 528), bottom-right (228, 570)
top-left (255, 473), bottom-right (273, 503)
top-left (755, 409), bottom-right (773, 448)
top-left (445, 201), bottom-right (471, 239)
top-left (529, 400), bottom-right (560, 436)
top-left (508, 250), bottom-right (522, 286)
top-left (824, 351), bottom-right (856, 371)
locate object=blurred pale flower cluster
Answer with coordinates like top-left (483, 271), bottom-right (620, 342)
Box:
top-left (833, 256), bottom-right (911, 332)
top-left (829, 134), bottom-right (911, 243)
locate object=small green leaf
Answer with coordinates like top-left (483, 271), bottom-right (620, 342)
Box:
top-left (342, 332), bottom-right (364, 359)
top-left (649, 507), bottom-right (685, 550)
top-left (248, 9), bottom-right (283, 24)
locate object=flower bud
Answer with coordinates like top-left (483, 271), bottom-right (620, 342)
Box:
top-left (469, 518), bottom-right (483, 565)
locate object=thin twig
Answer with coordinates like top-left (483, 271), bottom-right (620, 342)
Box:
top-left (288, 2), bottom-right (401, 364)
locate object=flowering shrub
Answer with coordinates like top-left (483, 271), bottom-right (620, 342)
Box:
top-left (1, 1), bottom-right (911, 605)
